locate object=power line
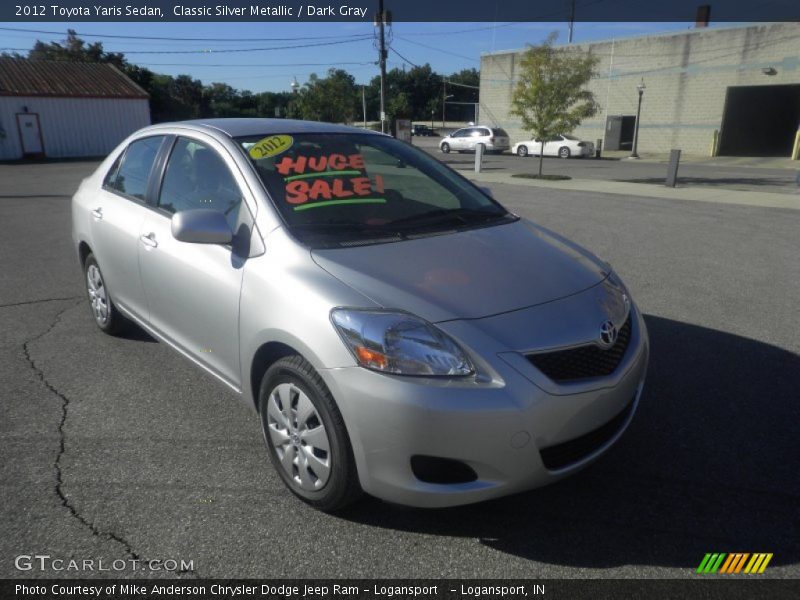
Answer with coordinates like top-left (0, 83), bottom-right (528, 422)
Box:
top-left (139, 61), bottom-right (376, 68)
top-left (389, 47), bottom-right (420, 69)
top-left (394, 37), bottom-right (480, 63)
top-left (0, 26), bottom-right (371, 43)
top-left (1, 36), bottom-right (373, 55)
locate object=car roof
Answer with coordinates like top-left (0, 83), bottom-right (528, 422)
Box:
top-left (140, 118), bottom-right (385, 139)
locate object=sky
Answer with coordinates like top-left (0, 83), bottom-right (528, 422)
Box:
top-left (0, 21), bottom-right (732, 93)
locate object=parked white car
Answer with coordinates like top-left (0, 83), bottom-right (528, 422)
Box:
top-left (440, 126), bottom-right (510, 154)
top-left (512, 135), bottom-right (595, 159)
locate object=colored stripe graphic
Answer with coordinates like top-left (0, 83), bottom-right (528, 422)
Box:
top-left (697, 553), bottom-right (726, 573)
top-left (744, 553), bottom-right (773, 574)
top-left (698, 553), bottom-right (773, 574)
top-left (720, 553), bottom-right (749, 573)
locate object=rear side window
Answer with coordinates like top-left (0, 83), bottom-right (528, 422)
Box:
top-left (492, 128), bottom-right (509, 137)
top-left (108, 136), bottom-right (165, 200)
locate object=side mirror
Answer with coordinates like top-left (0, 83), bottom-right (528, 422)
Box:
top-left (479, 186), bottom-right (494, 198)
top-left (171, 209), bottom-right (232, 244)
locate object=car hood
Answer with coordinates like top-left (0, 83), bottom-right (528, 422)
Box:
top-left (310, 219), bottom-right (610, 323)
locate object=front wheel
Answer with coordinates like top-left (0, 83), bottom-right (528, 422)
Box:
top-left (259, 355), bottom-right (362, 512)
top-left (559, 146), bottom-right (571, 159)
top-left (441, 142), bottom-right (450, 153)
top-left (517, 145), bottom-right (528, 157)
top-left (84, 253), bottom-right (124, 335)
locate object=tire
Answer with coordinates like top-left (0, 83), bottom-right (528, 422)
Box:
top-left (258, 355), bottom-right (362, 512)
top-left (441, 142), bottom-right (450, 154)
top-left (83, 253), bottom-right (124, 335)
top-left (559, 146), bottom-right (571, 159)
top-left (517, 145), bottom-right (528, 157)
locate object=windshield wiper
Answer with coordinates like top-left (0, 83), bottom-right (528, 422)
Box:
top-left (387, 207), bottom-right (508, 228)
top-left (290, 220), bottom-right (407, 239)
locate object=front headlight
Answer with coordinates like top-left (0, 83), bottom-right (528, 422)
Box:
top-left (330, 309), bottom-right (474, 377)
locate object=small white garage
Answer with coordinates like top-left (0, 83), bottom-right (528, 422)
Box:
top-left (0, 58), bottom-right (150, 160)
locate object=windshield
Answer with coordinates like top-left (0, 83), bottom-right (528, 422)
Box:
top-left (238, 132), bottom-right (514, 248)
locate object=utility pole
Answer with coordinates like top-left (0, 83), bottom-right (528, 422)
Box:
top-left (568, 0), bottom-right (575, 43)
top-left (362, 85), bottom-right (367, 129)
top-left (377, 0), bottom-right (388, 134)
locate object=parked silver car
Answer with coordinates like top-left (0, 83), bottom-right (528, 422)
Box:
top-left (440, 126), bottom-right (510, 154)
top-left (72, 119), bottom-right (648, 511)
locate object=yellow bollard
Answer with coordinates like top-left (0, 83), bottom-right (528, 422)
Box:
top-left (792, 130), bottom-right (800, 160)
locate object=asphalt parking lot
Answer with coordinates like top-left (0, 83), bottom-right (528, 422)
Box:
top-left (412, 137), bottom-right (800, 195)
top-left (1, 160), bottom-right (798, 579)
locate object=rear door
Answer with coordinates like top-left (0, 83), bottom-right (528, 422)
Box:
top-left (491, 127), bottom-right (510, 149)
top-left (137, 134), bottom-right (251, 390)
top-left (89, 135), bottom-right (167, 321)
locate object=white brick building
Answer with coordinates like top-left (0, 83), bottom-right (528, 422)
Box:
top-left (479, 23), bottom-right (800, 157)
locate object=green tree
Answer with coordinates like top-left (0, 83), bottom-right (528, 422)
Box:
top-left (27, 30), bottom-right (127, 69)
top-left (511, 34), bottom-right (599, 176)
top-left (293, 69), bottom-right (358, 123)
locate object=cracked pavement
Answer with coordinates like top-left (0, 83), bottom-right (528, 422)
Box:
top-left (1, 161), bottom-right (798, 580)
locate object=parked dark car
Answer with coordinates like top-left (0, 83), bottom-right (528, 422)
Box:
top-left (411, 124), bottom-right (437, 137)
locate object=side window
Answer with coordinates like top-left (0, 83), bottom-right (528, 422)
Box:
top-left (110, 136), bottom-right (165, 200)
top-left (158, 137), bottom-right (243, 231)
top-left (451, 129), bottom-right (466, 138)
top-left (103, 153), bottom-right (123, 188)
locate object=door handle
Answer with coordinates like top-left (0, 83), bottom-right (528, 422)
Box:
top-left (139, 232), bottom-right (158, 248)
top-left (91, 207), bottom-right (103, 220)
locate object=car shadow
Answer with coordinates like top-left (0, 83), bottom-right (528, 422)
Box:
top-left (118, 320), bottom-right (158, 343)
top-left (336, 314), bottom-right (799, 569)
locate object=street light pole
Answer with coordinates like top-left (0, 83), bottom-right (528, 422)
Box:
top-left (630, 78), bottom-right (646, 159)
top-left (442, 88), bottom-right (454, 131)
top-left (442, 81), bottom-right (446, 129)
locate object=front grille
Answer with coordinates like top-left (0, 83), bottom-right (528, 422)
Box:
top-left (539, 397), bottom-right (635, 470)
top-left (526, 315), bottom-right (632, 383)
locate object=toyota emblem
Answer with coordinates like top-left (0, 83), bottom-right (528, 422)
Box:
top-left (599, 320), bottom-right (618, 348)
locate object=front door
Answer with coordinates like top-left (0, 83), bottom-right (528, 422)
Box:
top-left (138, 135), bottom-right (248, 389)
top-left (16, 113), bottom-right (43, 156)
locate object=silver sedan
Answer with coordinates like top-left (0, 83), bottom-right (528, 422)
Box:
top-left (72, 119), bottom-right (648, 511)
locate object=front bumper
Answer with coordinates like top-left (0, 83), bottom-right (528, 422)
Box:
top-left (319, 305), bottom-right (649, 508)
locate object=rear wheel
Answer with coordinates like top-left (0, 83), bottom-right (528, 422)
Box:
top-left (441, 142), bottom-right (450, 153)
top-left (517, 145), bottom-right (528, 157)
top-left (84, 253), bottom-right (124, 335)
top-left (258, 355), bottom-right (362, 512)
top-left (559, 146), bottom-right (571, 159)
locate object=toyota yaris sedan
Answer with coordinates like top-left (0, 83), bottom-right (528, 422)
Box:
top-left (72, 119), bottom-right (648, 512)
